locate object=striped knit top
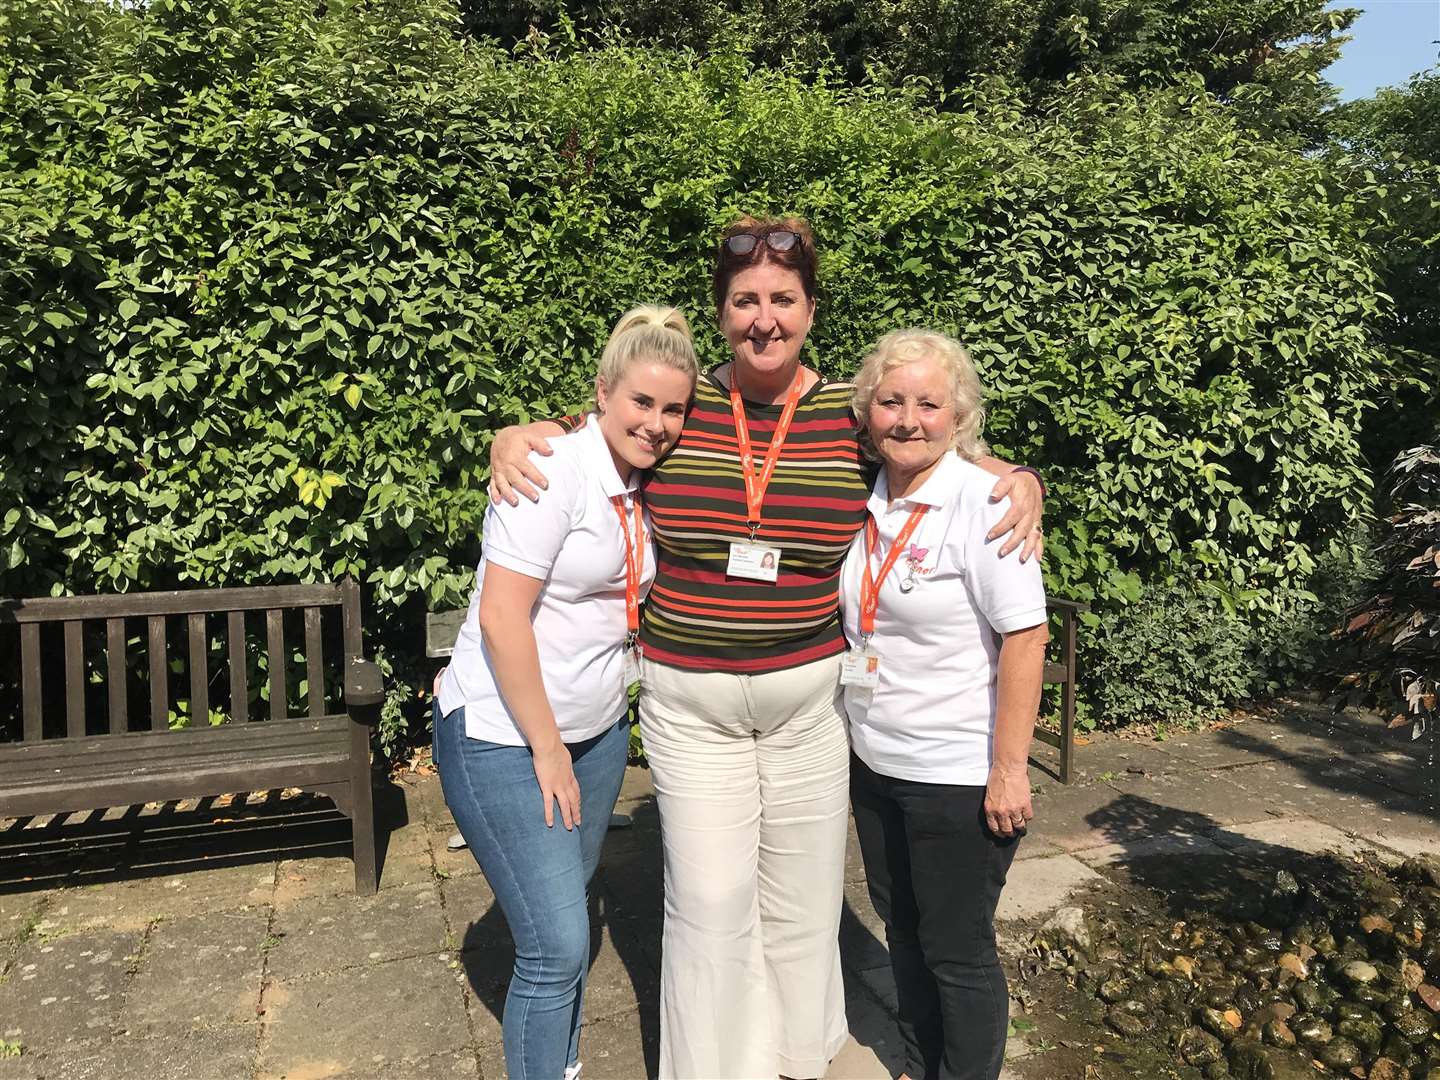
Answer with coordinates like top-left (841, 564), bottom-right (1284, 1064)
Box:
top-left (637, 369), bottom-right (873, 674)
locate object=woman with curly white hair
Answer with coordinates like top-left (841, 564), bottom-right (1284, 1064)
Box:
top-left (839, 328), bottom-right (1049, 1080)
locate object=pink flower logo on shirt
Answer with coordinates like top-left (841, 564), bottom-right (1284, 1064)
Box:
top-left (903, 545), bottom-right (931, 575)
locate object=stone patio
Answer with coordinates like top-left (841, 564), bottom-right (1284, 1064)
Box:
top-left (0, 695), bottom-right (1434, 1079)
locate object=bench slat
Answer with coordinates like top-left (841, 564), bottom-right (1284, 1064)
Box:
top-left (229, 611), bottom-right (249, 723)
top-left (188, 613), bottom-right (208, 727)
top-left (266, 609), bottom-right (285, 720)
top-left (64, 621), bottom-right (84, 738)
top-left (148, 616), bottom-right (168, 732)
top-left (0, 740), bottom-right (352, 820)
top-left (0, 584), bottom-right (343, 623)
top-left (305, 606), bottom-right (323, 718)
top-left (1042, 662), bottom-right (1067, 684)
top-left (107, 618), bottom-right (127, 734)
top-left (21, 622), bottom-right (42, 742)
top-left (0, 718), bottom-right (351, 786)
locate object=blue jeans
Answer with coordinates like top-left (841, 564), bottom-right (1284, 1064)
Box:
top-left (433, 702), bottom-right (628, 1080)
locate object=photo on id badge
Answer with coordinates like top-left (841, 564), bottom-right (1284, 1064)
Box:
top-left (728, 541), bottom-right (780, 582)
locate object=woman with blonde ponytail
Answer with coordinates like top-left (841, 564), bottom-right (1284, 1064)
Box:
top-left (434, 305), bottom-right (698, 1080)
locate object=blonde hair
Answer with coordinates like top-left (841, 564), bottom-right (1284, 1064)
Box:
top-left (851, 329), bottom-right (989, 461)
top-left (597, 305), bottom-right (699, 392)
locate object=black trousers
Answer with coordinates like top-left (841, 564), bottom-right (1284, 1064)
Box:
top-left (849, 753), bottom-right (1019, 1080)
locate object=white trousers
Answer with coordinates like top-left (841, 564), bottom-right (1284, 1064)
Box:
top-left (640, 654), bottom-right (851, 1080)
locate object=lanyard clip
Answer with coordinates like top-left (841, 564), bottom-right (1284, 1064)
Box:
top-left (748, 523), bottom-right (759, 543)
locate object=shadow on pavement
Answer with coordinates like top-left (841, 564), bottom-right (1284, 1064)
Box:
top-left (1083, 792), bottom-right (1391, 923)
top-left (0, 775), bottom-right (408, 894)
top-left (1210, 704), bottom-right (1438, 820)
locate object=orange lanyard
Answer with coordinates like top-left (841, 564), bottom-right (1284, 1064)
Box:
top-left (730, 368), bottom-right (806, 539)
top-left (609, 495), bottom-right (645, 636)
top-left (859, 506), bottom-right (929, 639)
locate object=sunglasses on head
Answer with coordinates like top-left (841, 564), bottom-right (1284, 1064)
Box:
top-left (722, 230), bottom-right (801, 256)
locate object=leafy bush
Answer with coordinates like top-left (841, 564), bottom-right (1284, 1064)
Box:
top-left (1080, 579), bottom-right (1257, 728)
top-left (0, 0), bottom-right (1398, 749)
top-left (1335, 440), bottom-right (1440, 736)
top-left (1080, 539), bottom-right (1376, 730)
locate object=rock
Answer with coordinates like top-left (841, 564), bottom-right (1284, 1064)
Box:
top-left (1362, 915), bottom-right (1397, 935)
top-left (1337, 1003), bottom-right (1381, 1026)
top-left (1337, 1015), bottom-right (1385, 1052)
top-left (1418, 984), bottom-right (1440, 1013)
top-left (1178, 1026), bottom-right (1226, 1067)
top-left (1278, 953), bottom-right (1309, 980)
top-left (1253, 1001), bottom-right (1297, 1025)
top-left (1041, 906), bottom-right (1091, 955)
top-left (1368, 1058), bottom-right (1410, 1080)
top-left (1099, 974), bottom-right (1133, 1004)
top-left (1292, 1015), bottom-right (1333, 1046)
top-left (1175, 955), bottom-right (1197, 980)
top-left (1292, 981), bottom-right (1327, 1012)
top-left (1401, 855), bottom-right (1440, 890)
top-left (1344, 961), bottom-right (1381, 987)
top-left (1402, 960), bottom-right (1427, 993)
top-left (1319, 1037), bottom-right (1364, 1071)
top-left (1262, 1020), bottom-right (1297, 1048)
top-left (1106, 1002), bottom-right (1151, 1038)
top-left (1393, 1008), bottom-right (1436, 1043)
top-left (1201, 1007), bottom-right (1241, 1041)
top-left (1226, 1037), bottom-right (1320, 1080)
top-left (1224, 1008), bottom-right (1245, 1030)
top-left (1205, 1061), bottom-right (1231, 1080)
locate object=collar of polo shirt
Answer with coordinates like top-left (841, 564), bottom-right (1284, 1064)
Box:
top-left (868, 448), bottom-right (963, 517)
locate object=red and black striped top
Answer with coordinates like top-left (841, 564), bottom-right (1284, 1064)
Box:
top-left (637, 370), bottom-right (872, 674)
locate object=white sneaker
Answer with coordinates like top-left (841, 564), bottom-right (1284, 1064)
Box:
top-left (564, 1063), bottom-right (582, 1080)
top-left (446, 832), bottom-right (467, 851)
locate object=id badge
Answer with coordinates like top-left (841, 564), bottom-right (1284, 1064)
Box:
top-left (839, 646), bottom-right (881, 688)
top-left (622, 643), bottom-right (642, 690)
top-left (727, 541), bottom-right (781, 582)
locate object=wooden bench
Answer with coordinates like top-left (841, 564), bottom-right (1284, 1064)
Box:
top-left (1036, 596), bottom-right (1087, 785)
top-left (426, 596), bottom-right (1086, 784)
top-left (0, 580), bottom-right (385, 894)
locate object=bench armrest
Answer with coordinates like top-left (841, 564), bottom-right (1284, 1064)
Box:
top-left (1046, 596), bottom-right (1090, 613)
top-left (345, 658), bottom-right (385, 713)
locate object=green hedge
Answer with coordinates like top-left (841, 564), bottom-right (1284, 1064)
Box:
top-left (0, 0), bottom-right (1395, 745)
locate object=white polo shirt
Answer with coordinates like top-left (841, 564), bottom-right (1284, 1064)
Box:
top-left (437, 415), bottom-right (654, 746)
top-left (838, 451), bottom-right (1047, 785)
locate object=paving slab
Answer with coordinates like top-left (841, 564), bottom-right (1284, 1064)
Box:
top-left (835, 977), bottom-right (905, 1079)
top-left (266, 881), bottom-right (447, 979)
top-left (1205, 816), bottom-right (1385, 860)
top-left (441, 871), bottom-right (506, 952)
top-left (840, 880), bottom-right (891, 975)
top-left (574, 1011), bottom-right (659, 1080)
top-left (120, 910), bottom-right (268, 1033)
top-left (40, 862), bottom-right (275, 935)
top-left (581, 918), bottom-right (661, 1026)
top-left (1091, 768), bottom-right (1268, 830)
top-left (995, 853), bottom-right (1105, 924)
top-left (1073, 828), bottom-right (1229, 868)
top-left (410, 773), bottom-right (457, 829)
top-left (1225, 756), bottom-right (1439, 838)
top-left (1023, 782), bottom-right (1133, 853)
top-left (325, 1048), bottom-right (482, 1080)
top-left (0, 1024), bottom-right (255, 1080)
top-left (0, 929), bottom-right (143, 1052)
top-left (1065, 740), bottom-right (1187, 784)
top-left (427, 827), bottom-right (484, 882)
top-left (593, 850), bottom-right (663, 922)
top-left (258, 953), bottom-right (470, 1077)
